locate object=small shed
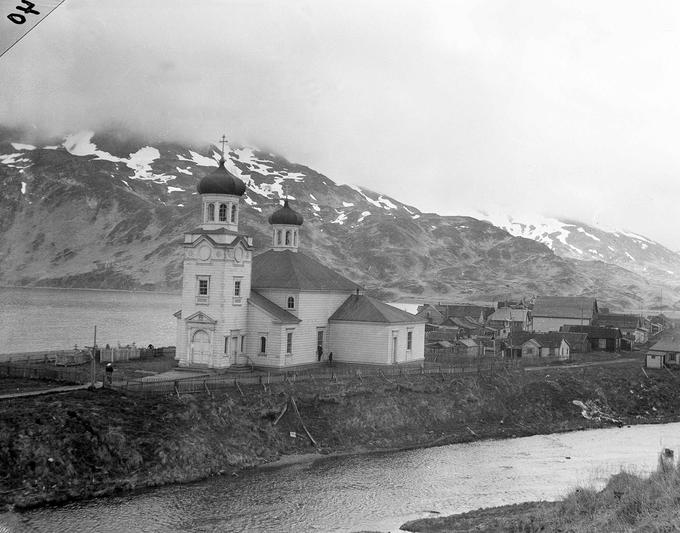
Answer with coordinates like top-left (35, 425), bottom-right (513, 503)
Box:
top-left (646, 351), bottom-right (665, 369)
top-left (646, 336), bottom-right (680, 366)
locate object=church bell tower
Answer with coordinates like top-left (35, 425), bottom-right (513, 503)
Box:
top-left (174, 135), bottom-right (253, 369)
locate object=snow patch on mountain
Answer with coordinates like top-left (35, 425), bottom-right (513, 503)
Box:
top-left (0, 153), bottom-right (30, 168)
top-left (358, 211), bottom-right (371, 223)
top-left (11, 143), bottom-right (36, 151)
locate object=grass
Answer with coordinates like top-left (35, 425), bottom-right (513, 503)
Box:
top-left (401, 450), bottom-right (680, 532)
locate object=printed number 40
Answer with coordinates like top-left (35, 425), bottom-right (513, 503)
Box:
top-left (8, 1), bottom-right (41, 24)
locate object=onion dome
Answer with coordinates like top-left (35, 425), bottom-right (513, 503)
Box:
top-left (269, 199), bottom-right (304, 226)
top-left (196, 158), bottom-right (246, 196)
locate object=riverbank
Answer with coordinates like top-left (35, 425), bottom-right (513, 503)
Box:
top-left (2, 363), bottom-right (679, 512)
top-left (400, 450), bottom-right (680, 532)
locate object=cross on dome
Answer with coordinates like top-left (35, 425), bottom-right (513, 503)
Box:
top-left (219, 134), bottom-right (228, 162)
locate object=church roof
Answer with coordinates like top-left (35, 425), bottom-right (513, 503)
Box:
top-left (248, 290), bottom-right (300, 323)
top-left (269, 199), bottom-right (304, 226)
top-left (252, 249), bottom-right (362, 291)
top-left (329, 294), bottom-right (425, 323)
top-left (196, 159), bottom-right (247, 196)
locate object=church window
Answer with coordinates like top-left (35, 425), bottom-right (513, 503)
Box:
top-left (231, 204), bottom-right (237, 223)
top-left (277, 230), bottom-right (282, 245)
top-left (234, 279), bottom-right (241, 296)
top-left (293, 231), bottom-right (297, 246)
top-left (260, 336), bottom-right (267, 354)
top-left (240, 335), bottom-right (245, 353)
top-left (208, 203), bottom-right (215, 221)
top-left (287, 296), bottom-right (295, 309)
top-left (285, 230), bottom-right (291, 245)
top-left (219, 203), bottom-right (227, 222)
top-left (197, 276), bottom-right (209, 295)
top-left (407, 330), bottom-right (413, 351)
top-left (286, 332), bottom-right (293, 354)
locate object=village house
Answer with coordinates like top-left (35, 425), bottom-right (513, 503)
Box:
top-left (504, 332), bottom-right (570, 360)
top-left (174, 150), bottom-right (425, 369)
top-left (557, 332), bottom-right (590, 353)
top-left (532, 296), bottom-right (598, 332)
top-left (561, 325), bottom-right (622, 352)
top-left (593, 313), bottom-right (649, 345)
top-left (416, 303), bottom-right (494, 326)
top-left (487, 307), bottom-right (532, 333)
top-left (646, 335), bottom-right (680, 368)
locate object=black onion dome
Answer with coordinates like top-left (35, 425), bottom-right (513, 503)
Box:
top-left (196, 159), bottom-right (246, 196)
top-left (269, 199), bottom-right (304, 226)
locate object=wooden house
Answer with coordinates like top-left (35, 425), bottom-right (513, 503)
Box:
top-left (506, 332), bottom-right (570, 360)
top-left (646, 336), bottom-right (680, 367)
top-left (487, 308), bottom-right (532, 333)
top-left (562, 325), bottom-right (621, 352)
top-left (557, 332), bottom-right (589, 353)
top-left (532, 296), bottom-right (598, 332)
top-left (594, 313), bottom-right (648, 345)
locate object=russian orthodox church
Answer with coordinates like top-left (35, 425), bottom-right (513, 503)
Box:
top-left (174, 144), bottom-right (425, 369)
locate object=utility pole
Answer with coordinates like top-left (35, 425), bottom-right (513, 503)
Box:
top-left (91, 325), bottom-right (97, 388)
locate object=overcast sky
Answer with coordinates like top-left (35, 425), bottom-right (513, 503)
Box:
top-left (2, 1), bottom-right (680, 248)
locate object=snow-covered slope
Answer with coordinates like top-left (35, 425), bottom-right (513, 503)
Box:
top-left (458, 208), bottom-right (680, 284)
top-left (0, 126), bottom-right (678, 311)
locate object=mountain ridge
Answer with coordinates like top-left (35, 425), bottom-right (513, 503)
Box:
top-left (1, 127), bottom-right (678, 311)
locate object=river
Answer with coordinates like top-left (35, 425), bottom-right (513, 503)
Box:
top-left (0, 287), bottom-right (179, 353)
top-left (3, 422), bottom-right (680, 532)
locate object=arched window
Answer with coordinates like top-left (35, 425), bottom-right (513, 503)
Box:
top-left (219, 203), bottom-right (227, 221)
top-left (293, 231), bottom-right (297, 246)
top-left (287, 296), bottom-right (295, 309)
top-left (208, 203), bottom-right (215, 221)
top-left (285, 230), bottom-right (291, 245)
top-left (230, 204), bottom-right (237, 223)
top-left (260, 336), bottom-right (267, 354)
top-left (277, 230), bottom-right (282, 245)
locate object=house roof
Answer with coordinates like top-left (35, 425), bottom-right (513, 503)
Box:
top-left (248, 290), bottom-right (301, 323)
top-left (509, 331), bottom-right (571, 348)
top-left (442, 316), bottom-right (482, 330)
top-left (533, 296), bottom-right (597, 319)
top-left (594, 313), bottom-right (644, 330)
top-left (434, 304), bottom-right (495, 321)
top-left (488, 308), bottom-right (530, 322)
top-left (649, 335), bottom-right (680, 353)
top-left (558, 332), bottom-right (589, 346)
top-left (562, 325), bottom-right (622, 339)
top-left (252, 249), bottom-right (362, 291)
top-left (329, 294), bottom-right (425, 323)
top-left (456, 338), bottom-right (478, 348)
top-left (426, 330), bottom-right (459, 342)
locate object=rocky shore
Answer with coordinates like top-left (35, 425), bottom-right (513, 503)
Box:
top-left (1, 363), bottom-right (678, 514)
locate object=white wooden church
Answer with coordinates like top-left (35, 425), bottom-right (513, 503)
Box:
top-left (174, 150), bottom-right (425, 369)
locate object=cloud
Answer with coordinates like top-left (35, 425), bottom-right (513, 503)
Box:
top-left (1, 0), bottom-right (680, 247)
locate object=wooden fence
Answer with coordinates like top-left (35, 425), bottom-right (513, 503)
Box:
top-left (0, 362), bottom-right (88, 384)
top-left (113, 358), bottom-right (522, 396)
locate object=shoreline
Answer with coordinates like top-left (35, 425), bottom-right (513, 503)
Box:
top-left (0, 284), bottom-right (180, 296)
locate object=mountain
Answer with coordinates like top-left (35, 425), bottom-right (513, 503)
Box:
top-left (460, 209), bottom-right (680, 288)
top-left (0, 126), bottom-right (677, 311)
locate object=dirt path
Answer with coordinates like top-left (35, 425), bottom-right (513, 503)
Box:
top-left (0, 382), bottom-right (100, 400)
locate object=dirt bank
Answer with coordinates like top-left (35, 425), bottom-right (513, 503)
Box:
top-left (1, 364), bottom-right (679, 511)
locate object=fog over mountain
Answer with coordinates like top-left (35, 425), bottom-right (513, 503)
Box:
top-left (1, 126), bottom-right (678, 312)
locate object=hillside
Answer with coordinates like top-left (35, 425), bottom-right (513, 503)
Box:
top-left (0, 126), bottom-right (677, 310)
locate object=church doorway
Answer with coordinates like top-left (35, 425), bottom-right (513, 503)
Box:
top-left (191, 330), bottom-right (211, 365)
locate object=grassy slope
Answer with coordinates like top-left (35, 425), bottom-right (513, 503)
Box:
top-left (2, 363), bottom-right (680, 511)
top-left (401, 456), bottom-right (680, 532)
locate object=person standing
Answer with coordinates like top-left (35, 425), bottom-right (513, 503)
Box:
top-left (317, 345), bottom-right (323, 362)
top-left (105, 362), bottom-right (113, 387)
top-left (328, 351), bottom-right (333, 366)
